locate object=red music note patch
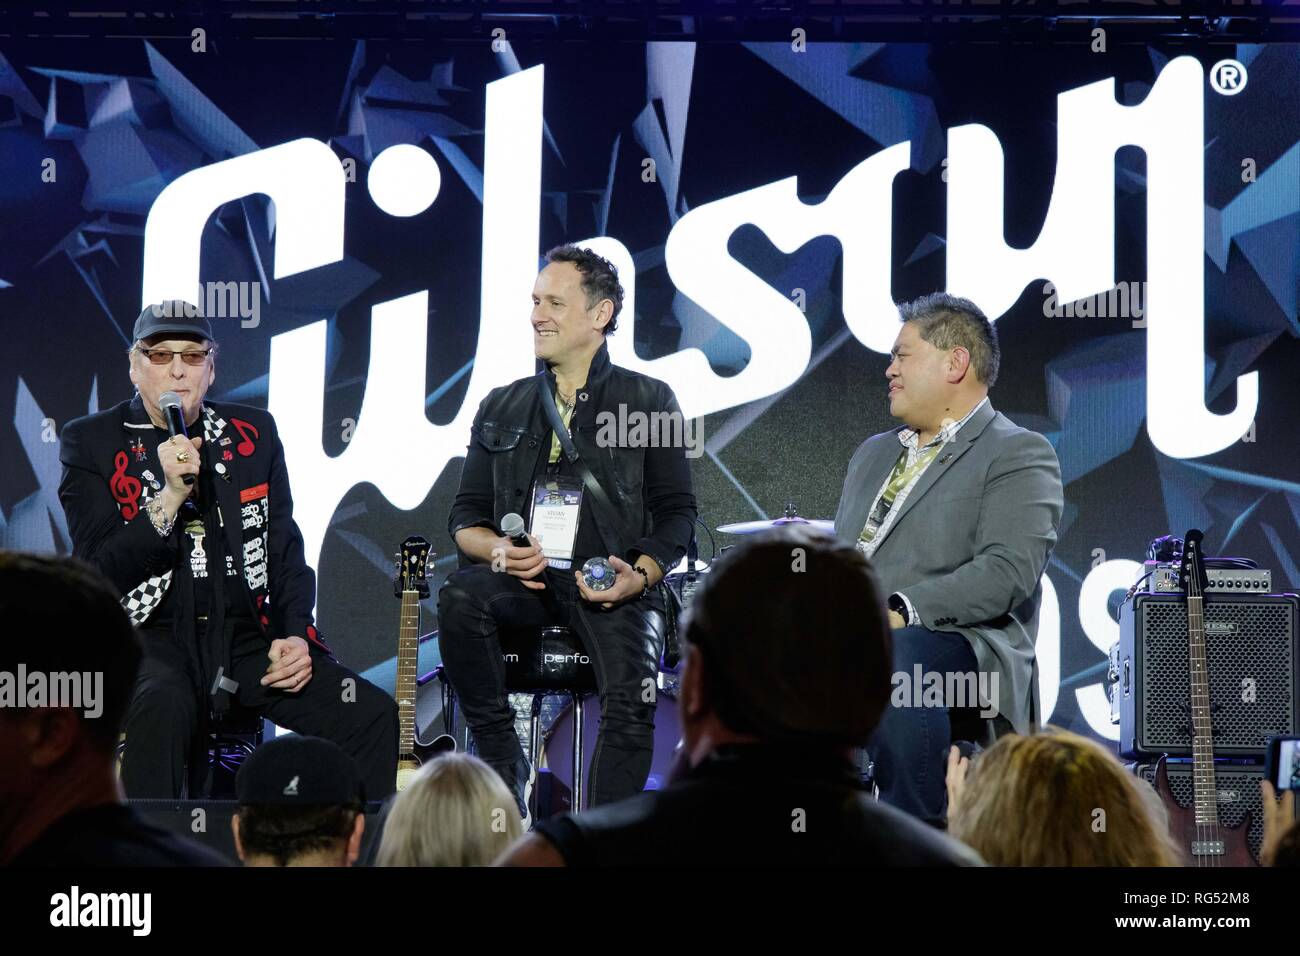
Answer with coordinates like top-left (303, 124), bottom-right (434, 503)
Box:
top-left (110, 451), bottom-right (142, 520)
top-left (229, 418), bottom-right (260, 457)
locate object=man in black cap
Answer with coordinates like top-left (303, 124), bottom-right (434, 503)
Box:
top-left (232, 735), bottom-right (366, 867)
top-left (57, 301), bottom-right (398, 801)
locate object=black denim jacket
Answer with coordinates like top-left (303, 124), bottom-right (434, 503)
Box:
top-left (447, 342), bottom-right (697, 576)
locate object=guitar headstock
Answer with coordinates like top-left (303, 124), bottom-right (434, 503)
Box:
top-left (1179, 528), bottom-right (1208, 597)
top-left (394, 535), bottom-right (432, 599)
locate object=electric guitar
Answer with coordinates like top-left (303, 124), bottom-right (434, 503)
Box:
top-left (1153, 528), bottom-right (1256, 866)
top-left (394, 535), bottom-right (454, 792)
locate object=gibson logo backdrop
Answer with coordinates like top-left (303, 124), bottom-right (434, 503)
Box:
top-left (0, 38), bottom-right (1296, 741)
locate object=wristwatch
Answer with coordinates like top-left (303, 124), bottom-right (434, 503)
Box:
top-left (887, 592), bottom-right (910, 623)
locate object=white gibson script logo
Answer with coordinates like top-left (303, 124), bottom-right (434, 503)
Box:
top-left (141, 59), bottom-right (1252, 738)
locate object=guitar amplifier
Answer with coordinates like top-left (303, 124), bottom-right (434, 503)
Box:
top-left (1116, 591), bottom-right (1299, 758)
top-left (1131, 761), bottom-right (1297, 865)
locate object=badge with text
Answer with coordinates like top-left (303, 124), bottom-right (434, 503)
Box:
top-left (528, 476), bottom-right (584, 570)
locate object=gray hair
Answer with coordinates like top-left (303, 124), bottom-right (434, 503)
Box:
top-left (899, 292), bottom-right (1000, 387)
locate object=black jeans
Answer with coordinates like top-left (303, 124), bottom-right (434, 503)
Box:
top-left (120, 618), bottom-right (399, 801)
top-left (437, 564), bottom-right (665, 810)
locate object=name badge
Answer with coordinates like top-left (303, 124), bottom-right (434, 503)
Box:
top-left (528, 476), bottom-right (584, 570)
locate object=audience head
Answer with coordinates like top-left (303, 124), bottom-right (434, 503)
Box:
top-left (0, 552), bottom-right (142, 823)
top-left (948, 728), bottom-right (1182, 866)
top-left (677, 526), bottom-right (892, 758)
top-left (377, 752), bottom-right (523, 867)
top-left (232, 735), bottom-right (365, 867)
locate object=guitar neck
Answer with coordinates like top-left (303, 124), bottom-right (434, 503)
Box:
top-left (396, 588), bottom-right (420, 758)
top-left (1186, 592), bottom-right (1219, 827)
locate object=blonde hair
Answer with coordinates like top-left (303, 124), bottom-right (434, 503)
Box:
top-left (376, 753), bottom-right (523, 867)
top-left (948, 728), bottom-right (1182, 866)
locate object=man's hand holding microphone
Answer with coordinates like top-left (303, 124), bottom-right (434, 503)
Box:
top-left (454, 513), bottom-right (548, 590)
top-left (151, 391), bottom-right (203, 529)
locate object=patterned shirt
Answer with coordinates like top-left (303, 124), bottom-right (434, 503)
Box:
top-left (858, 396), bottom-right (990, 560)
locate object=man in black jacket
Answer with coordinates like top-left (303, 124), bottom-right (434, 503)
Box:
top-left (439, 245), bottom-right (697, 812)
top-left (57, 302), bottom-right (397, 800)
top-left (2, 552), bottom-right (230, 867)
top-left (497, 527), bottom-right (983, 867)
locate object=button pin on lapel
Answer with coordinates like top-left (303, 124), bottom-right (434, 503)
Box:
top-left (938, 453), bottom-right (953, 465)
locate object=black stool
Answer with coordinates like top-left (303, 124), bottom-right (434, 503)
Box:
top-left (444, 624), bottom-right (598, 814)
top-left (187, 706), bottom-right (266, 798)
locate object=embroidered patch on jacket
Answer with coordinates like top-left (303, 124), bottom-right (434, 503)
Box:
top-left (109, 451), bottom-right (142, 520)
top-left (240, 488), bottom-right (270, 593)
top-left (229, 417), bottom-right (260, 457)
top-left (240, 482), bottom-right (269, 503)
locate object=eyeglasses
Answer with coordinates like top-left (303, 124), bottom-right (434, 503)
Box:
top-left (133, 346), bottom-right (215, 366)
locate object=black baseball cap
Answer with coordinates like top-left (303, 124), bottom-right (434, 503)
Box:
top-left (132, 300), bottom-right (214, 343)
top-left (235, 735), bottom-right (365, 806)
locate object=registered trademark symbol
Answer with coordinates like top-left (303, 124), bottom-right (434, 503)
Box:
top-left (1209, 59), bottom-right (1247, 96)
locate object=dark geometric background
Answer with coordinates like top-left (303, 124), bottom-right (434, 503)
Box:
top-left (0, 37), bottom-right (1295, 745)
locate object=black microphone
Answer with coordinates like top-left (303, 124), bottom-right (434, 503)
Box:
top-left (500, 512), bottom-right (532, 549)
top-left (158, 391), bottom-right (195, 486)
top-left (501, 512), bottom-right (557, 603)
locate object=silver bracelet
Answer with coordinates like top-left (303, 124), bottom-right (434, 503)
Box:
top-left (146, 496), bottom-right (175, 538)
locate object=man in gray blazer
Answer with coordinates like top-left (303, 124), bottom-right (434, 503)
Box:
top-left (833, 293), bottom-right (1063, 824)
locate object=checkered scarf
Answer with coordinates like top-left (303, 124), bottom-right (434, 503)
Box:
top-left (119, 406), bottom-right (228, 625)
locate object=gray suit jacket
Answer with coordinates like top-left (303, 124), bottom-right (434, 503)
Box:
top-left (833, 401), bottom-right (1064, 735)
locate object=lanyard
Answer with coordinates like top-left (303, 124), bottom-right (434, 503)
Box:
top-left (859, 442), bottom-right (944, 547)
top-left (548, 391), bottom-right (576, 465)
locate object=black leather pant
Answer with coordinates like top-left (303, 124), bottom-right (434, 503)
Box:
top-left (437, 563), bottom-right (665, 810)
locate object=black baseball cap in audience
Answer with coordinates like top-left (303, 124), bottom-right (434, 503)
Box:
top-left (236, 735), bottom-right (364, 806)
top-left (132, 301), bottom-right (214, 342)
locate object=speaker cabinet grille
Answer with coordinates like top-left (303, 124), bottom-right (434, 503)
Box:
top-left (1118, 593), bottom-right (1298, 757)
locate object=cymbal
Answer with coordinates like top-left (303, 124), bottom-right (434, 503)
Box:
top-left (716, 516), bottom-right (834, 535)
